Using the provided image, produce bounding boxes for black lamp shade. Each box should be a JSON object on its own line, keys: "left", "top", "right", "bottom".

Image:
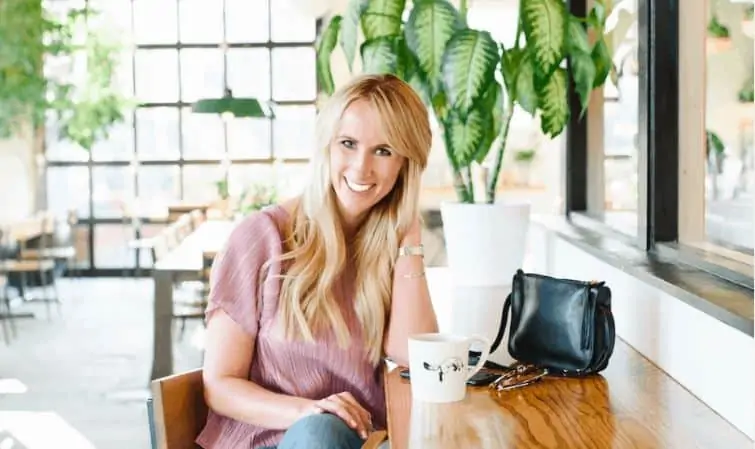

{"left": 192, "top": 94, "right": 274, "bottom": 118}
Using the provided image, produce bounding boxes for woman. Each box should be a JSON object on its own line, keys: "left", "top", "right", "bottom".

{"left": 197, "top": 73, "right": 439, "bottom": 449}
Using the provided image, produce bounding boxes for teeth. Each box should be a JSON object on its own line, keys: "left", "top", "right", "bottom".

{"left": 345, "top": 178, "right": 373, "bottom": 193}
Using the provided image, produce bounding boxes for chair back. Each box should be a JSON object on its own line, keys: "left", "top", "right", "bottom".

{"left": 149, "top": 368, "right": 208, "bottom": 449}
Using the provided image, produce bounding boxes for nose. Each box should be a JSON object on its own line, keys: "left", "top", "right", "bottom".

{"left": 350, "top": 148, "right": 373, "bottom": 174}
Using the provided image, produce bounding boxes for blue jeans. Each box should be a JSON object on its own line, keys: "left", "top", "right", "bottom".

{"left": 260, "top": 414, "right": 364, "bottom": 449}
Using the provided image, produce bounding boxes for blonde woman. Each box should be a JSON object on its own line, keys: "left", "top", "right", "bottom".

{"left": 197, "top": 74, "right": 439, "bottom": 449}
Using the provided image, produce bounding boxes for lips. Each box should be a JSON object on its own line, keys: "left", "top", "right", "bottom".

{"left": 344, "top": 177, "right": 375, "bottom": 193}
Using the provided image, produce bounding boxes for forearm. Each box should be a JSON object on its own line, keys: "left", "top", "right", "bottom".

{"left": 384, "top": 233, "right": 439, "bottom": 366}
{"left": 204, "top": 376, "right": 312, "bottom": 430}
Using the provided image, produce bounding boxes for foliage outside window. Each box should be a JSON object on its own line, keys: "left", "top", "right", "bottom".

{"left": 0, "top": 0, "right": 130, "bottom": 149}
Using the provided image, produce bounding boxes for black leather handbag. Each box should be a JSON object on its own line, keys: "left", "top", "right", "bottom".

{"left": 473, "top": 269, "right": 616, "bottom": 380}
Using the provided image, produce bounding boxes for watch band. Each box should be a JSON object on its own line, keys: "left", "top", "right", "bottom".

{"left": 398, "top": 244, "right": 424, "bottom": 258}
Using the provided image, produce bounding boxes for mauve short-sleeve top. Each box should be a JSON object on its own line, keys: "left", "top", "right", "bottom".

{"left": 195, "top": 205, "right": 386, "bottom": 449}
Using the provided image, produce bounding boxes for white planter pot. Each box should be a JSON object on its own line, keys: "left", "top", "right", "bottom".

{"left": 439, "top": 201, "right": 530, "bottom": 287}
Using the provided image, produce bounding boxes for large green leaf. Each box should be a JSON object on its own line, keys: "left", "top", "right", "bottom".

{"left": 360, "top": 36, "right": 399, "bottom": 74}
{"left": 441, "top": 29, "right": 498, "bottom": 116}
{"left": 538, "top": 67, "right": 569, "bottom": 137}
{"left": 570, "top": 51, "right": 596, "bottom": 116}
{"left": 473, "top": 81, "right": 503, "bottom": 164}
{"left": 591, "top": 38, "right": 612, "bottom": 88}
{"left": 405, "top": 0, "right": 462, "bottom": 95}
{"left": 316, "top": 16, "right": 341, "bottom": 95}
{"left": 445, "top": 107, "right": 487, "bottom": 167}
{"left": 361, "top": 0, "right": 405, "bottom": 40}
{"left": 340, "top": 0, "right": 370, "bottom": 72}
{"left": 500, "top": 46, "right": 524, "bottom": 98}
{"left": 521, "top": 0, "right": 567, "bottom": 81}
{"left": 566, "top": 15, "right": 590, "bottom": 54}
{"left": 515, "top": 55, "right": 538, "bottom": 115}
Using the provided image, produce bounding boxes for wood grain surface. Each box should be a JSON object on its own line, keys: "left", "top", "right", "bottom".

{"left": 384, "top": 339, "right": 751, "bottom": 449}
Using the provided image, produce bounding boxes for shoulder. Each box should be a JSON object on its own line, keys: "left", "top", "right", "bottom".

{"left": 217, "top": 207, "right": 286, "bottom": 266}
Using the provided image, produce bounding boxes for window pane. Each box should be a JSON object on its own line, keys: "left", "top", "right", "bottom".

{"left": 179, "top": 0, "right": 223, "bottom": 44}
{"left": 270, "top": 1, "right": 316, "bottom": 42}
{"left": 91, "top": 116, "right": 135, "bottom": 162}
{"left": 226, "top": 0, "right": 269, "bottom": 43}
{"left": 137, "top": 166, "right": 181, "bottom": 219}
{"left": 92, "top": 167, "right": 135, "bottom": 218}
{"left": 227, "top": 48, "right": 271, "bottom": 101}
{"left": 183, "top": 164, "right": 225, "bottom": 204}
{"left": 227, "top": 117, "right": 271, "bottom": 159}
{"left": 602, "top": 1, "right": 639, "bottom": 237}
{"left": 704, "top": 0, "right": 754, "bottom": 251}
{"left": 229, "top": 163, "right": 309, "bottom": 201}
{"left": 46, "top": 167, "right": 90, "bottom": 218}
{"left": 136, "top": 108, "right": 180, "bottom": 161}
{"left": 273, "top": 105, "right": 316, "bottom": 158}
{"left": 94, "top": 224, "right": 136, "bottom": 269}
{"left": 45, "top": 113, "right": 89, "bottom": 162}
{"left": 228, "top": 164, "right": 273, "bottom": 198}
{"left": 133, "top": 0, "right": 178, "bottom": 44}
{"left": 135, "top": 50, "right": 179, "bottom": 103}
{"left": 180, "top": 49, "right": 225, "bottom": 103}
{"left": 89, "top": 0, "right": 132, "bottom": 35}
{"left": 182, "top": 109, "right": 225, "bottom": 160}
{"left": 272, "top": 48, "right": 316, "bottom": 101}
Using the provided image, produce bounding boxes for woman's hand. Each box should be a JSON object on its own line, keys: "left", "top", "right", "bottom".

{"left": 301, "top": 392, "right": 373, "bottom": 439}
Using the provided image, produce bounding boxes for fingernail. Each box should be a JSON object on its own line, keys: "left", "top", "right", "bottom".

{"left": 361, "top": 431, "right": 368, "bottom": 439}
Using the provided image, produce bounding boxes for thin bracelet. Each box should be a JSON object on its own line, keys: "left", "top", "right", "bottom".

{"left": 401, "top": 270, "right": 426, "bottom": 279}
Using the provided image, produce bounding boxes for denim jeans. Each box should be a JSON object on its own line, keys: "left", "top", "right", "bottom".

{"left": 260, "top": 414, "right": 365, "bottom": 449}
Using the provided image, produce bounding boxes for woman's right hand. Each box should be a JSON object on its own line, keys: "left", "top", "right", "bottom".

{"left": 304, "top": 392, "right": 373, "bottom": 439}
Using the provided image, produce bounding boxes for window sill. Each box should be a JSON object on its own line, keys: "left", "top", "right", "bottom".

{"left": 532, "top": 213, "right": 753, "bottom": 337}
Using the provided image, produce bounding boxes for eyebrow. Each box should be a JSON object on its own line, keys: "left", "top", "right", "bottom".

{"left": 336, "top": 135, "right": 391, "bottom": 148}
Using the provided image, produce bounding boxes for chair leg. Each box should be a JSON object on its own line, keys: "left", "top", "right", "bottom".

{"left": 5, "top": 285, "right": 17, "bottom": 338}
{"left": 0, "top": 297, "right": 10, "bottom": 345}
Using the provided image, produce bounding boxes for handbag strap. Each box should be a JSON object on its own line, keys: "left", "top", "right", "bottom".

{"left": 469, "top": 292, "right": 512, "bottom": 367}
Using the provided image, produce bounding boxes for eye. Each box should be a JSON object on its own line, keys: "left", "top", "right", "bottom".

{"left": 340, "top": 139, "right": 355, "bottom": 149}
{"left": 376, "top": 147, "right": 393, "bottom": 157}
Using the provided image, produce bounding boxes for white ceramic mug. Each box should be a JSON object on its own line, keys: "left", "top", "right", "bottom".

{"left": 407, "top": 333, "right": 491, "bottom": 403}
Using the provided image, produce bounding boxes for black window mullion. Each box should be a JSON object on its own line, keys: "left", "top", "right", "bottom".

{"left": 564, "top": 0, "right": 588, "bottom": 215}
{"left": 639, "top": 0, "right": 679, "bottom": 248}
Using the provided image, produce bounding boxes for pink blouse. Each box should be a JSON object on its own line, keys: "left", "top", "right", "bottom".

{"left": 196, "top": 205, "right": 386, "bottom": 449}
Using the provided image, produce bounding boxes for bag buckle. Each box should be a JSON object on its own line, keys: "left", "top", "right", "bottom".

{"left": 489, "top": 363, "right": 549, "bottom": 393}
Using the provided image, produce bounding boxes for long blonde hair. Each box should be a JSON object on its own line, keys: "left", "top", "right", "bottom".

{"left": 273, "top": 74, "right": 431, "bottom": 364}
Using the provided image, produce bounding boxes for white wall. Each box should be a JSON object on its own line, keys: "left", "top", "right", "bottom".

{"left": 523, "top": 221, "right": 754, "bottom": 439}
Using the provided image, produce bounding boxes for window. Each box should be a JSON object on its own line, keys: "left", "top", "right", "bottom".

{"left": 701, "top": 0, "right": 754, "bottom": 255}
{"left": 566, "top": 0, "right": 753, "bottom": 288}
{"left": 44, "top": 0, "right": 317, "bottom": 274}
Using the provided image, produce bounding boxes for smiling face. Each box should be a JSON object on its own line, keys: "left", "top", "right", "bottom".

{"left": 329, "top": 99, "right": 405, "bottom": 231}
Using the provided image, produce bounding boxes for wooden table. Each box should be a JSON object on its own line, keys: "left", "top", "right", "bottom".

{"left": 150, "top": 220, "right": 236, "bottom": 381}
{"left": 383, "top": 338, "right": 751, "bottom": 448}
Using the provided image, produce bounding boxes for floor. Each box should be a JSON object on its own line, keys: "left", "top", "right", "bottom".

{"left": 0, "top": 278, "right": 204, "bottom": 449}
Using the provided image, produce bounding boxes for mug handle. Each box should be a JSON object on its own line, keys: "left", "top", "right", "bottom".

{"left": 465, "top": 334, "right": 491, "bottom": 381}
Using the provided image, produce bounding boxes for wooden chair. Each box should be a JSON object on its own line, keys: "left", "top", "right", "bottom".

{"left": 148, "top": 368, "right": 208, "bottom": 449}
{"left": 147, "top": 368, "right": 389, "bottom": 449}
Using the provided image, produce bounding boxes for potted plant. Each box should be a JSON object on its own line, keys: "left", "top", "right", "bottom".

{"left": 707, "top": 14, "right": 732, "bottom": 54}
{"left": 0, "top": 2, "right": 130, "bottom": 150}
{"left": 316, "top": 0, "right": 612, "bottom": 286}
{"left": 512, "top": 148, "right": 537, "bottom": 187}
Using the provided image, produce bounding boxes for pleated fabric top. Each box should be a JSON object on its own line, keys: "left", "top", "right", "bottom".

{"left": 196, "top": 204, "right": 386, "bottom": 449}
